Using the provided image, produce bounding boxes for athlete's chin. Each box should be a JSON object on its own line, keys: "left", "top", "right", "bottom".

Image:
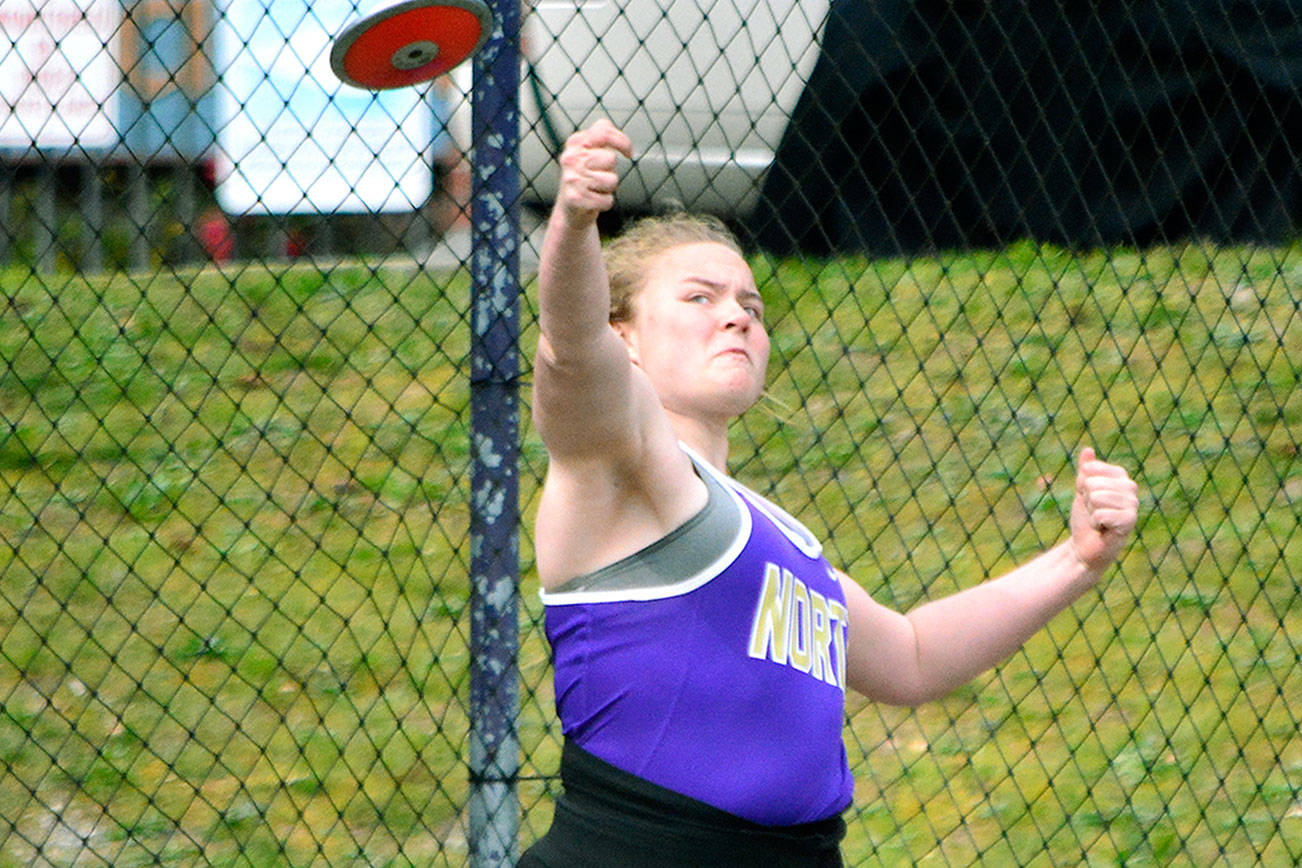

{"left": 720, "top": 381, "right": 766, "bottom": 416}
{"left": 662, "top": 370, "right": 767, "bottom": 419}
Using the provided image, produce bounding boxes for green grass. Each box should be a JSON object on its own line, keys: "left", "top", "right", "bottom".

{"left": 1, "top": 260, "right": 474, "bottom": 865}
{"left": 1, "top": 241, "right": 1300, "bottom": 865}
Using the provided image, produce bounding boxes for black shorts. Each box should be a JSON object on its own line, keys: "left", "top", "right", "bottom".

{"left": 518, "top": 740, "right": 846, "bottom": 867}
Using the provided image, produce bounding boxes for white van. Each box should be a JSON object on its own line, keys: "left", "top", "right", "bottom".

{"left": 458, "top": 0, "right": 831, "bottom": 218}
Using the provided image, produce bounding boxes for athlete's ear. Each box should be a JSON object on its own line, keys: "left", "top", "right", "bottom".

{"left": 611, "top": 321, "right": 642, "bottom": 366}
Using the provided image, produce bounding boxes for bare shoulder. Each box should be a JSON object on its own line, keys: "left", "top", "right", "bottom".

{"left": 534, "top": 435, "right": 707, "bottom": 590}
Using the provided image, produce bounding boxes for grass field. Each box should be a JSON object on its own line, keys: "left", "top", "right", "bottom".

{"left": 0, "top": 242, "right": 1299, "bottom": 865}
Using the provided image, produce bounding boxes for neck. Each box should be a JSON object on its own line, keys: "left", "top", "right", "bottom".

{"left": 668, "top": 412, "right": 731, "bottom": 472}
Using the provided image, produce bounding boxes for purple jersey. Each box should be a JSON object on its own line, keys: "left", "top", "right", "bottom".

{"left": 541, "top": 447, "right": 853, "bottom": 826}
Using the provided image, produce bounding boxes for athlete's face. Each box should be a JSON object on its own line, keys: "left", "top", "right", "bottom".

{"left": 615, "top": 242, "right": 770, "bottom": 423}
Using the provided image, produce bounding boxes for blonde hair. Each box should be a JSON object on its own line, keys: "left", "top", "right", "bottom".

{"left": 603, "top": 213, "right": 743, "bottom": 324}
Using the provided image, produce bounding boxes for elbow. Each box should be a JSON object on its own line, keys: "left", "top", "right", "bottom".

{"left": 853, "top": 680, "right": 948, "bottom": 709}
{"left": 853, "top": 678, "right": 966, "bottom": 708}
{"left": 847, "top": 658, "right": 949, "bottom": 708}
{"left": 845, "top": 635, "right": 968, "bottom": 707}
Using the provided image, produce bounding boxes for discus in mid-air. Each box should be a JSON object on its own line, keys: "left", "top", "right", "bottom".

{"left": 330, "top": 0, "right": 493, "bottom": 91}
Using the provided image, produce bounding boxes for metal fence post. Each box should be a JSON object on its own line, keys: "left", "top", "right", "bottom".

{"left": 467, "top": 0, "right": 522, "bottom": 865}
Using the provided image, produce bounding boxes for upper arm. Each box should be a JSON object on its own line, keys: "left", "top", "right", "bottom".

{"left": 838, "top": 572, "right": 928, "bottom": 706}
{"left": 532, "top": 327, "right": 647, "bottom": 459}
{"left": 531, "top": 364, "right": 702, "bottom": 587}
{"left": 530, "top": 319, "right": 701, "bottom": 588}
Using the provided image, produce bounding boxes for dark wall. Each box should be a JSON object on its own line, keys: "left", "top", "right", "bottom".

{"left": 756, "top": 0, "right": 1302, "bottom": 254}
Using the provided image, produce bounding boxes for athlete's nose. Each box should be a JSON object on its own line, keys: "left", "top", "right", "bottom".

{"left": 720, "top": 296, "right": 752, "bottom": 330}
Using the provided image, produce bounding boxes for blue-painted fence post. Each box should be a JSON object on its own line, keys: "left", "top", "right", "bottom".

{"left": 467, "top": 0, "right": 521, "bottom": 865}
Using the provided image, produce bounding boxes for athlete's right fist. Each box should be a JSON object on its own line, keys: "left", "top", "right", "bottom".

{"left": 555, "top": 119, "right": 633, "bottom": 222}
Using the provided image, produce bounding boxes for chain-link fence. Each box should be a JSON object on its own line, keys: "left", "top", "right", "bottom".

{"left": 2, "top": 0, "right": 1299, "bottom": 864}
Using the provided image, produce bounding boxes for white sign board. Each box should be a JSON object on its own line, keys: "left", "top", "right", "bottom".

{"left": 214, "top": 0, "right": 435, "bottom": 215}
{"left": 0, "top": 0, "right": 123, "bottom": 150}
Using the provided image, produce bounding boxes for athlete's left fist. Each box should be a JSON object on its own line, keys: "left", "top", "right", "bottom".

{"left": 1069, "top": 447, "right": 1139, "bottom": 574}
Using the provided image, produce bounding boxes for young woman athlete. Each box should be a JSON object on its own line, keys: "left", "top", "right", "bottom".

{"left": 519, "top": 120, "right": 1140, "bottom": 867}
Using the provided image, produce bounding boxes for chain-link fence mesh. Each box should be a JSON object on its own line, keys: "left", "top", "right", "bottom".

{"left": 2, "top": 1, "right": 1299, "bottom": 864}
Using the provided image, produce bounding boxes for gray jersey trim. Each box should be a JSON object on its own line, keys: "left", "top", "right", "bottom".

{"left": 543, "top": 457, "right": 745, "bottom": 599}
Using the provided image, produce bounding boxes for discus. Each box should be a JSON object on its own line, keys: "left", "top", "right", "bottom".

{"left": 331, "top": 0, "right": 493, "bottom": 90}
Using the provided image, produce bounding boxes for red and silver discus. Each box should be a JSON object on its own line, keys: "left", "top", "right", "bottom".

{"left": 330, "top": 0, "right": 493, "bottom": 90}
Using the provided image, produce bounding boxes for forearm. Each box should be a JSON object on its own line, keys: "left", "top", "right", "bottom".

{"left": 844, "top": 448, "right": 1138, "bottom": 706}
{"left": 532, "top": 204, "right": 643, "bottom": 457}
{"left": 536, "top": 120, "right": 631, "bottom": 354}
{"left": 537, "top": 206, "right": 611, "bottom": 352}
{"left": 903, "top": 540, "right": 1100, "bottom": 701}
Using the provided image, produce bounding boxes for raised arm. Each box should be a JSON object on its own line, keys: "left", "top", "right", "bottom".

{"left": 532, "top": 120, "right": 646, "bottom": 459}
{"left": 537, "top": 120, "right": 630, "bottom": 354}
{"left": 531, "top": 122, "right": 706, "bottom": 588}
{"left": 842, "top": 448, "right": 1139, "bottom": 706}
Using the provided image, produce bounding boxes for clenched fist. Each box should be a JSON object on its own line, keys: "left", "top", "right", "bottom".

{"left": 554, "top": 119, "right": 634, "bottom": 224}
{"left": 1069, "top": 447, "right": 1140, "bottom": 574}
